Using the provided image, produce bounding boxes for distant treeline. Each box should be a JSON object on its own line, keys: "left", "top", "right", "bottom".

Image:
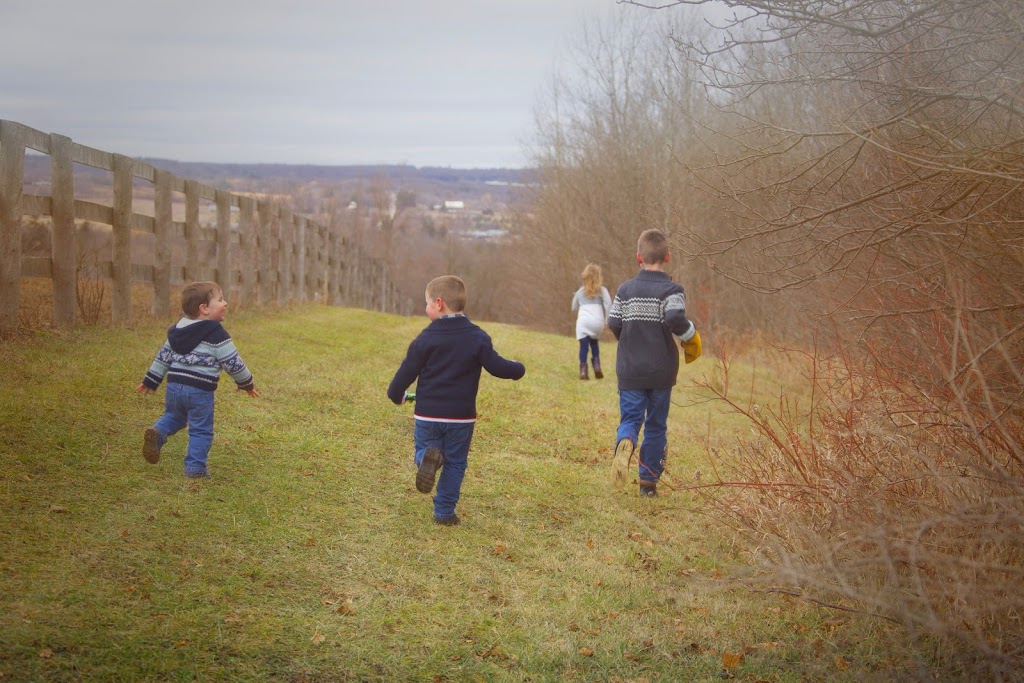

{"left": 23, "top": 153, "right": 536, "bottom": 187}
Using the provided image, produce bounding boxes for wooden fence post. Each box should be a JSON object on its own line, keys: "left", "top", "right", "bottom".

{"left": 0, "top": 121, "right": 24, "bottom": 330}
{"left": 184, "top": 179, "right": 201, "bottom": 283}
{"left": 111, "top": 154, "right": 133, "bottom": 324}
{"left": 239, "top": 196, "right": 256, "bottom": 307}
{"left": 49, "top": 133, "right": 76, "bottom": 327}
{"left": 327, "top": 214, "right": 340, "bottom": 306}
{"left": 279, "top": 207, "right": 292, "bottom": 304}
{"left": 153, "top": 169, "right": 172, "bottom": 318}
{"left": 215, "top": 189, "right": 231, "bottom": 295}
{"left": 295, "top": 215, "right": 306, "bottom": 302}
{"left": 257, "top": 199, "right": 273, "bottom": 305}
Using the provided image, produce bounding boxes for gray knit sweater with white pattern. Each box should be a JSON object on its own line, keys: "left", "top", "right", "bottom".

{"left": 607, "top": 269, "right": 695, "bottom": 390}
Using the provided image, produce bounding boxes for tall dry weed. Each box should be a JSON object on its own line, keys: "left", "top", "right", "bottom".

{"left": 693, "top": 335, "right": 1024, "bottom": 680}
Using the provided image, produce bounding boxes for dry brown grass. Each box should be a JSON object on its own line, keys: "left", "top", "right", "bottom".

{"left": 16, "top": 277, "right": 182, "bottom": 329}
{"left": 690, "top": 341, "right": 1024, "bottom": 681}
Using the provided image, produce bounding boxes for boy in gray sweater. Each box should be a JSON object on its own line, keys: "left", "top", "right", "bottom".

{"left": 607, "top": 229, "right": 701, "bottom": 497}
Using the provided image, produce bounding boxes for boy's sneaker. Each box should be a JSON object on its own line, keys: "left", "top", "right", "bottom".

{"left": 185, "top": 470, "right": 211, "bottom": 480}
{"left": 639, "top": 484, "right": 659, "bottom": 498}
{"left": 416, "top": 447, "right": 443, "bottom": 494}
{"left": 143, "top": 428, "right": 161, "bottom": 464}
{"left": 610, "top": 438, "right": 634, "bottom": 489}
{"left": 434, "top": 514, "right": 460, "bottom": 526}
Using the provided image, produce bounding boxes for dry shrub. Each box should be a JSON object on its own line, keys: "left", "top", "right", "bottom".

{"left": 76, "top": 248, "right": 106, "bottom": 325}
{"left": 694, "top": 335, "right": 1024, "bottom": 679}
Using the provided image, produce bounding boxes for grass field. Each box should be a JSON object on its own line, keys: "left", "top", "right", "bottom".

{"left": 1, "top": 305, "right": 914, "bottom": 681}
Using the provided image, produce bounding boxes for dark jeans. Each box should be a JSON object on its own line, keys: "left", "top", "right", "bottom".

{"left": 413, "top": 420, "right": 476, "bottom": 519}
{"left": 578, "top": 337, "right": 600, "bottom": 364}
{"left": 616, "top": 388, "right": 672, "bottom": 484}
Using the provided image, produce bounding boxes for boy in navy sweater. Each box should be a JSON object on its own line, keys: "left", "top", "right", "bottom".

{"left": 387, "top": 275, "right": 526, "bottom": 525}
{"left": 607, "top": 229, "right": 701, "bottom": 497}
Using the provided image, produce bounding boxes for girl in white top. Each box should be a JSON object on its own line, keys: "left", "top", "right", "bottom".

{"left": 571, "top": 263, "right": 613, "bottom": 380}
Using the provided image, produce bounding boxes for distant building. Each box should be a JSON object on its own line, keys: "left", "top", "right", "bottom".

{"left": 442, "top": 200, "right": 465, "bottom": 211}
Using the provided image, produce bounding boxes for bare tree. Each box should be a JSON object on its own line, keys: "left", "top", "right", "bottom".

{"left": 623, "top": 0, "right": 1024, "bottom": 675}
{"left": 517, "top": 8, "right": 751, "bottom": 335}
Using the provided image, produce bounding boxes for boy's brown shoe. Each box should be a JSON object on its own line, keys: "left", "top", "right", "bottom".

{"left": 143, "top": 427, "right": 161, "bottom": 464}
{"left": 416, "top": 447, "right": 443, "bottom": 493}
{"left": 610, "top": 438, "right": 634, "bottom": 489}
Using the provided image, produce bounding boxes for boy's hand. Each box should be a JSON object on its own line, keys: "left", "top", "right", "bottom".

{"left": 136, "top": 383, "right": 155, "bottom": 395}
{"left": 241, "top": 387, "right": 261, "bottom": 398}
{"left": 682, "top": 330, "right": 702, "bottom": 364}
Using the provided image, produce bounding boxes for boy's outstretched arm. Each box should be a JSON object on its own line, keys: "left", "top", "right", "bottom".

{"left": 387, "top": 341, "right": 424, "bottom": 404}
{"left": 481, "top": 346, "right": 526, "bottom": 381}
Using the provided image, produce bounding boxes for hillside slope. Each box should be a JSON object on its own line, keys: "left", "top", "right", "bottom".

{"left": 0, "top": 306, "right": 908, "bottom": 681}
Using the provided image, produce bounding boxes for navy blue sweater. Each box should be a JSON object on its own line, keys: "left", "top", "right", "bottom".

{"left": 607, "top": 269, "right": 695, "bottom": 390}
{"left": 387, "top": 316, "right": 525, "bottom": 421}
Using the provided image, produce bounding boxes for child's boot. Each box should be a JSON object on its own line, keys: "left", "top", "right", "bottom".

{"left": 610, "top": 438, "right": 634, "bottom": 489}
{"left": 416, "top": 446, "right": 443, "bottom": 493}
{"left": 639, "top": 483, "right": 659, "bottom": 498}
{"left": 579, "top": 362, "right": 589, "bottom": 380}
{"left": 143, "top": 427, "right": 162, "bottom": 464}
{"left": 592, "top": 357, "right": 603, "bottom": 379}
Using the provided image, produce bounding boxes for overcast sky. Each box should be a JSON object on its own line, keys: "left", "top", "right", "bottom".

{"left": 0, "top": 0, "right": 643, "bottom": 168}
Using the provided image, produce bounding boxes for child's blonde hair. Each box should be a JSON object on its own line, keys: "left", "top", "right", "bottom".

{"left": 582, "top": 263, "right": 603, "bottom": 298}
{"left": 426, "top": 275, "right": 467, "bottom": 313}
{"left": 181, "top": 281, "right": 222, "bottom": 318}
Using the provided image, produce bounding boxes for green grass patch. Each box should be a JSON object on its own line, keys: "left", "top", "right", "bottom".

{"left": 1, "top": 306, "right": 910, "bottom": 681}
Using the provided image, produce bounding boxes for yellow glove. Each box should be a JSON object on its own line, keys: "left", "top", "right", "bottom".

{"left": 682, "top": 330, "right": 702, "bottom": 364}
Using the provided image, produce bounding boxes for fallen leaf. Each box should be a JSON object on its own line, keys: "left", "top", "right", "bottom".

{"left": 834, "top": 655, "right": 849, "bottom": 670}
{"left": 722, "top": 651, "right": 744, "bottom": 670}
{"left": 578, "top": 647, "right": 594, "bottom": 656}
{"left": 311, "top": 633, "right": 325, "bottom": 644}
{"left": 47, "top": 505, "right": 68, "bottom": 513}
{"left": 38, "top": 648, "right": 53, "bottom": 659}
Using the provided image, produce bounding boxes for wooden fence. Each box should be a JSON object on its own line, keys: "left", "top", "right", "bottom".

{"left": 0, "top": 119, "right": 407, "bottom": 330}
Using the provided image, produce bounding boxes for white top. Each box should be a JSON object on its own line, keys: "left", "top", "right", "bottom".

{"left": 571, "top": 286, "right": 612, "bottom": 340}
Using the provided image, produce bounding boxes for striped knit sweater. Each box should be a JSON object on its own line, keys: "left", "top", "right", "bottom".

{"left": 141, "top": 318, "right": 254, "bottom": 392}
{"left": 607, "top": 269, "right": 695, "bottom": 390}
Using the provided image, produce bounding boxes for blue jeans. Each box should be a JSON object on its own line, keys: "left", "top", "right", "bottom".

{"left": 152, "top": 383, "right": 215, "bottom": 476}
{"left": 413, "top": 420, "right": 475, "bottom": 519}
{"left": 578, "top": 337, "right": 600, "bottom": 364}
{"left": 616, "top": 388, "right": 672, "bottom": 484}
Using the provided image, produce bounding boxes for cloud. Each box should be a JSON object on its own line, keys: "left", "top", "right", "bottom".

{"left": 0, "top": 0, "right": 606, "bottom": 166}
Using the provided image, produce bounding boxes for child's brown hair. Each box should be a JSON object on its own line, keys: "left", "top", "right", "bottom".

{"left": 181, "top": 281, "right": 222, "bottom": 318}
{"left": 582, "top": 263, "right": 603, "bottom": 298}
{"left": 426, "top": 275, "right": 467, "bottom": 313}
{"left": 638, "top": 229, "right": 670, "bottom": 265}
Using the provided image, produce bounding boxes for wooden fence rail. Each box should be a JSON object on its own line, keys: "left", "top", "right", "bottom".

{"left": 0, "top": 119, "right": 406, "bottom": 330}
